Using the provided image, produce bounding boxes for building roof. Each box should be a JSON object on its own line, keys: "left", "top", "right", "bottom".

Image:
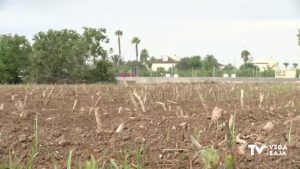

{"left": 152, "top": 56, "right": 178, "bottom": 64}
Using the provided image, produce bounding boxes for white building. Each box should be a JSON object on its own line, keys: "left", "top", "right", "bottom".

{"left": 275, "top": 69, "right": 297, "bottom": 78}
{"left": 151, "top": 55, "right": 179, "bottom": 71}
{"left": 251, "top": 58, "right": 278, "bottom": 71}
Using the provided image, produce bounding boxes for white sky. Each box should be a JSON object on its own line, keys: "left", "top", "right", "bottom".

{"left": 0, "top": 0, "right": 299, "bottom": 67}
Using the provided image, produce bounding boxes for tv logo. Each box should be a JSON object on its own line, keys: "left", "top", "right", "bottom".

{"left": 247, "top": 144, "right": 266, "bottom": 155}
{"left": 247, "top": 144, "right": 287, "bottom": 156}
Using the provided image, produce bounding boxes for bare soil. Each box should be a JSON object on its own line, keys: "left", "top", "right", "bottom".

{"left": 0, "top": 83, "right": 299, "bottom": 169}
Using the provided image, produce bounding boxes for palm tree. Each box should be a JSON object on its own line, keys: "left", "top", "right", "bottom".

{"left": 293, "top": 63, "right": 298, "bottom": 68}
{"left": 111, "top": 54, "right": 123, "bottom": 65}
{"left": 204, "top": 55, "right": 219, "bottom": 70}
{"left": 114, "top": 30, "right": 123, "bottom": 59}
{"left": 131, "top": 37, "right": 141, "bottom": 62}
{"left": 140, "top": 49, "right": 149, "bottom": 63}
{"left": 283, "top": 62, "right": 289, "bottom": 69}
{"left": 241, "top": 50, "right": 251, "bottom": 63}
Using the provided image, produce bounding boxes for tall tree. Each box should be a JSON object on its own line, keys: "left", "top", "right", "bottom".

{"left": 241, "top": 50, "right": 251, "bottom": 63}
{"left": 0, "top": 34, "right": 31, "bottom": 83}
{"left": 293, "top": 63, "right": 298, "bottom": 68}
{"left": 176, "top": 56, "right": 203, "bottom": 70}
{"left": 145, "top": 56, "right": 156, "bottom": 68}
{"left": 223, "top": 64, "right": 236, "bottom": 71}
{"left": 82, "top": 27, "right": 109, "bottom": 61}
{"left": 203, "top": 55, "right": 219, "bottom": 70}
{"left": 176, "top": 57, "right": 191, "bottom": 70}
{"left": 190, "top": 55, "right": 202, "bottom": 68}
{"left": 115, "top": 30, "right": 123, "bottom": 58}
{"left": 31, "top": 29, "right": 86, "bottom": 82}
{"left": 283, "top": 62, "right": 289, "bottom": 69}
{"left": 131, "top": 37, "right": 141, "bottom": 62}
{"left": 31, "top": 28, "right": 111, "bottom": 83}
{"left": 109, "top": 48, "right": 123, "bottom": 66}
{"left": 111, "top": 54, "right": 123, "bottom": 65}
{"left": 140, "top": 49, "right": 149, "bottom": 63}
{"left": 89, "top": 60, "right": 115, "bottom": 82}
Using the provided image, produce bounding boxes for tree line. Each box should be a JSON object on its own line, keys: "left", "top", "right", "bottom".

{"left": 0, "top": 28, "right": 299, "bottom": 83}
{"left": 0, "top": 27, "right": 116, "bottom": 84}
{"left": 171, "top": 51, "right": 265, "bottom": 77}
{"left": 0, "top": 27, "right": 148, "bottom": 84}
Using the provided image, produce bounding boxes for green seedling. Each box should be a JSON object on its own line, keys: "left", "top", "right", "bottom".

{"left": 224, "top": 154, "right": 234, "bottom": 169}
{"left": 26, "top": 114, "right": 39, "bottom": 169}
{"left": 288, "top": 121, "right": 293, "bottom": 145}
{"left": 200, "top": 147, "right": 220, "bottom": 169}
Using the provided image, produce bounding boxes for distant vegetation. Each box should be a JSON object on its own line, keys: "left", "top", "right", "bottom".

{"left": 0, "top": 28, "right": 114, "bottom": 84}
{"left": 0, "top": 28, "right": 299, "bottom": 84}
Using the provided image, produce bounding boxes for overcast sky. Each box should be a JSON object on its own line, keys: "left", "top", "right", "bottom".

{"left": 0, "top": 0, "right": 299, "bottom": 66}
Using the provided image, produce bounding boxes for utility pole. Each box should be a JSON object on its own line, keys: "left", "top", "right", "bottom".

{"left": 130, "top": 66, "right": 132, "bottom": 77}
{"left": 192, "top": 67, "right": 194, "bottom": 77}
{"left": 213, "top": 66, "right": 215, "bottom": 77}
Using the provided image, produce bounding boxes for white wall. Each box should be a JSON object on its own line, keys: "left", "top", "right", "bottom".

{"left": 151, "top": 63, "right": 176, "bottom": 71}
{"left": 275, "top": 69, "right": 297, "bottom": 78}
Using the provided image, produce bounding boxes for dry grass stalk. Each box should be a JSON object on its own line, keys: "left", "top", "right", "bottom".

{"left": 72, "top": 99, "right": 78, "bottom": 110}
{"left": 218, "top": 136, "right": 227, "bottom": 146}
{"left": 0, "top": 103, "right": 4, "bottom": 111}
{"left": 94, "top": 96, "right": 101, "bottom": 107}
{"left": 175, "top": 106, "right": 180, "bottom": 117}
{"left": 157, "top": 102, "right": 167, "bottom": 111}
{"left": 228, "top": 114, "right": 234, "bottom": 129}
{"left": 259, "top": 93, "right": 264, "bottom": 108}
{"left": 263, "top": 122, "right": 274, "bottom": 131}
{"left": 283, "top": 115, "right": 300, "bottom": 124}
{"left": 190, "top": 135, "right": 202, "bottom": 149}
{"left": 143, "top": 95, "right": 147, "bottom": 104}
{"left": 235, "top": 133, "right": 247, "bottom": 155}
{"left": 19, "top": 111, "right": 28, "bottom": 119}
{"left": 28, "top": 88, "right": 35, "bottom": 96}
{"left": 121, "top": 79, "right": 128, "bottom": 88}
{"left": 94, "top": 107, "right": 102, "bottom": 133}
{"left": 47, "top": 86, "right": 54, "bottom": 98}
{"left": 162, "top": 149, "right": 187, "bottom": 153}
{"left": 235, "top": 134, "right": 246, "bottom": 144}
{"left": 240, "top": 89, "right": 244, "bottom": 109}
{"left": 15, "top": 101, "right": 25, "bottom": 112}
{"left": 88, "top": 96, "right": 102, "bottom": 115}
{"left": 197, "top": 91, "right": 210, "bottom": 114}
{"left": 15, "top": 100, "right": 28, "bottom": 119}
{"left": 42, "top": 90, "right": 46, "bottom": 98}
{"left": 133, "top": 90, "right": 146, "bottom": 112}
{"left": 118, "top": 107, "right": 122, "bottom": 114}
{"left": 115, "top": 123, "right": 124, "bottom": 133}
{"left": 23, "top": 91, "right": 28, "bottom": 108}
{"left": 176, "top": 106, "right": 188, "bottom": 118}
{"left": 167, "top": 100, "right": 177, "bottom": 104}
{"left": 129, "top": 92, "right": 139, "bottom": 112}
{"left": 237, "top": 143, "right": 247, "bottom": 155}
{"left": 211, "top": 107, "right": 223, "bottom": 123}
{"left": 285, "top": 100, "right": 294, "bottom": 107}
{"left": 179, "top": 107, "right": 184, "bottom": 117}
{"left": 175, "top": 94, "right": 180, "bottom": 101}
